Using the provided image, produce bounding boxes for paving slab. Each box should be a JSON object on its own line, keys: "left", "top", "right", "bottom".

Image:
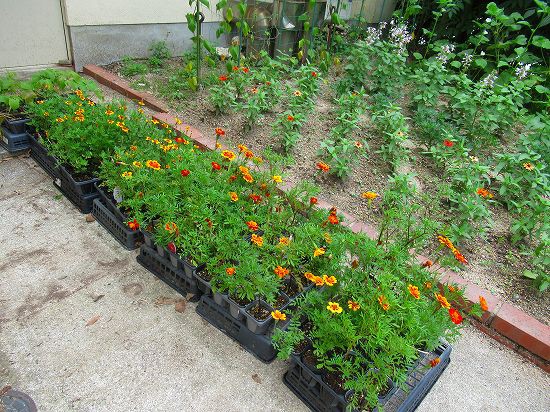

{"left": 1, "top": 157, "right": 549, "bottom": 412}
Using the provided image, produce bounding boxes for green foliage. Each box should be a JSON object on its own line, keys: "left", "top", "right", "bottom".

{"left": 120, "top": 57, "right": 148, "bottom": 77}
{"left": 149, "top": 40, "right": 172, "bottom": 68}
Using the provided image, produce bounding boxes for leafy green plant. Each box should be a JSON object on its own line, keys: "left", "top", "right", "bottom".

{"left": 149, "top": 40, "right": 172, "bottom": 68}
{"left": 120, "top": 57, "right": 148, "bottom": 77}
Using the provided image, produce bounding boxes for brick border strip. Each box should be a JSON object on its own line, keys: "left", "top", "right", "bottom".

{"left": 90, "top": 68, "right": 550, "bottom": 373}
{"left": 82, "top": 65, "right": 169, "bottom": 113}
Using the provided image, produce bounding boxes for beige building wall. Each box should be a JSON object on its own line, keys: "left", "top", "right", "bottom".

{"left": 63, "top": 0, "right": 222, "bottom": 25}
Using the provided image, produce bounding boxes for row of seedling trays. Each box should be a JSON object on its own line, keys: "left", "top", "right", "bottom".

{"left": 4, "top": 121, "right": 452, "bottom": 412}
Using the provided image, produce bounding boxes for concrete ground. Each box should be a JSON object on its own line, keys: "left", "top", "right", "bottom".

{"left": 1, "top": 157, "right": 549, "bottom": 412}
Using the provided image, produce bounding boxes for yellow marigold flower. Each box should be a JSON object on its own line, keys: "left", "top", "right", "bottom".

{"left": 137, "top": 100, "right": 145, "bottom": 106}
{"left": 222, "top": 150, "right": 236, "bottom": 161}
{"left": 36, "top": 100, "right": 44, "bottom": 104}
{"left": 121, "top": 171, "right": 133, "bottom": 179}
{"left": 120, "top": 126, "right": 129, "bottom": 133}
{"left": 361, "top": 191, "right": 379, "bottom": 200}
{"left": 378, "top": 295, "right": 390, "bottom": 311}
{"left": 293, "top": 90, "right": 302, "bottom": 97}
{"left": 523, "top": 162, "right": 534, "bottom": 171}
{"left": 226, "top": 267, "right": 235, "bottom": 276}
{"left": 327, "top": 301, "right": 343, "bottom": 314}
{"left": 323, "top": 275, "right": 337, "bottom": 286}
{"left": 243, "top": 173, "right": 254, "bottom": 183}
{"left": 239, "top": 165, "right": 250, "bottom": 174}
{"left": 132, "top": 161, "right": 142, "bottom": 168}
{"left": 408, "top": 284, "right": 420, "bottom": 299}
{"left": 251, "top": 233, "right": 263, "bottom": 247}
{"left": 435, "top": 293, "right": 451, "bottom": 309}
{"left": 348, "top": 300, "right": 360, "bottom": 311}
{"left": 272, "top": 175, "right": 282, "bottom": 183}
{"left": 237, "top": 144, "right": 248, "bottom": 152}
{"left": 56, "top": 117, "right": 64, "bottom": 123}
{"left": 271, "top": 310, "right": 287, "bottom": 321}
{"left": 152, "top": 119, "right": 159, "bottom": 125}
{"left": 105, "top": 109, "right": 114, "bottom": 115}
{"left": 304, "top": 272, "right": 315, "bottom": 281}
{"left": 314, "top": 247, "right": 325, "bottom": 257}
{"left": 145, "top": 160, "right": 161, "bottom": 170}
{"left": 175, "top": 117, "right": 182, "bottom": 125}
{"left": 313, "top": 276, "right": 324, "bottom": 286}
{"left": 229, "top": 192, "right": 238, "bottom": 202}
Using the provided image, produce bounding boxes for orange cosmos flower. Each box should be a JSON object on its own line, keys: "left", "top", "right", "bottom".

{"left": 145, "top": 160, "right": 161, "bottom": 170}
{"left": 127, "top": 219, "right": 139, "bottom": 231}
{"left": 523, "top": 162, "right": 534, "bottom": 171}
{"left": 327, "top": 301, "right": 343, "bottom": 314}
{"left": 316, "top": 162, "right": 330, "bottom": 172}
{"left": 449, "top": 308, "right": 463, "bottom": 324}
{"left": 226, "top": 267, "right": 236, "bottom": 276}
{"left": 435, "top": 293, "right": 451, "bottom": 309}
{"left": 221, "top": 150, "right": 236, "bottom": 161}
{"left": 378, "top": 295, "right": 390, "bottom": 311}
{"left": 251, "top": 233, "right": 263, "bottom": 247}
{"left": 323, "top": 275, "right": 337, "bottom": 286}
{"left": 313, "top": 247, "right": 325, "bottom": 257}
{"left": 348, "top": 300, "right": 360, "bottom": 311}
{"left": 274, "top": 266, "right": 290, "bottom": 279}
{"left": 429, "top": 357, "right": 441, "bottom": 367}
{"left": 408, "top": 284, "right": 420, "bottom": 299}
{"left": 479, "top": 296, "right": 488, "bottom": 311}
{"left": 229, "top": 192, "right": 238, "bottom": 202}
{"left": 271, "top": 310, "right": 287, "bottom": 321}
{"left": 246, "top": 221, "right": 259, "bottom": 231}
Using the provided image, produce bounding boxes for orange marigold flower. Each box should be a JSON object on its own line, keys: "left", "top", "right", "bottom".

{"left": 435, "top": 293, "right": 451, "bottom": 309}
{"left": 132, "top": 161, "right": 142, "bottom": 168}
{"left": 323, "top": 275, "right": 337, "bottom": 286}
{"left": 378, "top": 295, "right": 390, "bottom": 311}
{"left": 246, "top": 221, "right": 259, "bottom": 231}
{"left": 127, "top": 219, "right": 139, "bottom": 231}
{"left": 328, "top": 213, "right": 339, "bottom": 225}
{"left": 279, "top": 237, "right": 290, "bottom": 246}
{"left": 476, "top": 187, "right": 494, "bottom": 199}
{"left": 251, "top": 233, "right": 263, "bottom": 247}
{"left": 250, "top": 87, "right": 258, "bottom": 94}
{"left": 425, "top": 281, "right": 433, "bottom": 289}
{"left": 232, "top": 66, "right": 239, "bottom": 71}
{"left": 237, "top": 144, "right": 248, "bottom": 152}
{"left": 249, "top": 194, "right": 262, "bottom": 204}
{"left": 313, "top": 276, "right": 324, "bottom": 286}
{"left": 448, "top": 285, "right": 456, "bottom": 293}
{"left": 443, "top": 139, "right": 454, "bottom": 147}
{"left": 215, "top": 127, "right": 225, "bottom": 136}
{"left": 449, "top": 308, "right": 463, "bottom": 325}
{"left": 304, "top": 272, "right": 315, "bottom": 281}
{"left": 287, "top": 115, "right": 295, "bottom": 122}
{"left": 354, "top": 141, "right": 363, "bottom": 148}
{"left": 348, "top": 300, "right": 360, "bottom": 311}
{"left": 316, "top": 162, "right": 330, "bottom": 172}
{"left": 145, "top": 160, "right": 161, "bottom": 170}
{"left": 408, "top": 284, "right": 420, "bottom": 299}
{"left": 327, "top": 301, "right": 343, "bottom": 314}
{"left": 165, "top": 222, "right": 178, "bottom": 233}
{"left": 229, "top": 175, "right": 237, "bottom": 182}
{"left": 311, "top": 71, "right": 318, "bottom": 77}
{"left": 219, "top": 75, "right": 228, "bottom": 82}
{"left": 105, "top": 109, "right": 114, "bottom": 115}
{"left": 479, "top": 296, "right": 488, "bottom": 311}
{"left": 244, "top": 150, "right": 254, "bottom": 158}
{"left": 226, "top": 267, "right": 236, "bottom": 276}
{"left": 180, "top": 169, "right": 190, "bottom": 177}
{"left": 422, "top": 260, "right": 433, "bottom": 268}
{"left": 221, "top": 150, "right": 236, "bottom": 161}
{"left": 314, "top": 247, "right": 325, "bottom": 257}
{"left": 429, "top": 357, "right": 441, "bottom": 368}
{"left": 130, "top": 145, "right": 137, "bottom": 151}
{"left": 212, "top": 162, "right": 221, "bottom": 171}
{"left": 243, "top": 173, "right": 254, "bottom": 183}
{"left": 271, "top": 310, "right": 287, "bottom": 321}
{"left": 453, "top": 250, "right": 468, "bottom": 265}
{"left": 229, "top": 192, "right": 239, "bottom": 202}
{"left": 361, "top": 191, "right": 379, "bottom": 200}
{"left": 242, "top": 67, "right": 249, "bottom": 73}
{"left": 523, "top": 162, "right": 534, "bottom": 171}
{"left": 274, "top": 266, "right": 290, "bottom": 279}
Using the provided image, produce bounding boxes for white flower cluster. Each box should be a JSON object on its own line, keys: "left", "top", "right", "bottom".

{"left": 436, "top": 44, "right": 455, "bottom": 64}
{"left": 480, "top": 71, "right": 498, "bottom": 89}
{"left": 388, "top": 21, "right": 413, "bottom": 53}
{"left": 363, "top": 27, "right": 382, "bottom": 46}
{"left": 461, "top": 52, "right": 473, "bottom": 68}
{"left": 515, "top": 63, "right": 532, "bottom": 80}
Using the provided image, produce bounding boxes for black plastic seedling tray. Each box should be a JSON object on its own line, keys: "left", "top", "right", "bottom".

{"left": 28, "top": 134, "right": 60, "bottom": 179}
{"left": 137, "top": 245, "right": 200, "bottom": 300}
{"left": 92, "top": 198, "right": 143, "bottom": 250}
{"left": 1, "top": 127, "right": 29, "bottom": 153}
{"left": 196, "top": 294, "right": 277, "bottom": 363}
{"left": 284, "top": 341, "right": 452, "bottom": 412}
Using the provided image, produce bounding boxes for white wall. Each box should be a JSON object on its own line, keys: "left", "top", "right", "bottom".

{"left": 63, "top": 0, "right": 222, "bottom": 26}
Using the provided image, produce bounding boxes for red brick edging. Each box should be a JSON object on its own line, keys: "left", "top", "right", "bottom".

{"left": 84, "top": 65, "right": 550, "bottom": 373}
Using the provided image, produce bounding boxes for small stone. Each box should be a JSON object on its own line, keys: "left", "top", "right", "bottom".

{"left": 85, "top": 214, "right": 95, "bottom": 223}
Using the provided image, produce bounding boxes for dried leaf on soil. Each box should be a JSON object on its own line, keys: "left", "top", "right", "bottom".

{"left": 86, "top": 315, "right": 100, "bottom": 326}
{"left": 251, "top": 373, "right": 262, "bottom": 384}
{"left": 174, "top": 299, "right": 187, "bottom": 313}
{"left": 155, "top": 296, "right": 177, "bottom": 306}
{"left": 85, "top": 214, "right": 95, "bottom": 223}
